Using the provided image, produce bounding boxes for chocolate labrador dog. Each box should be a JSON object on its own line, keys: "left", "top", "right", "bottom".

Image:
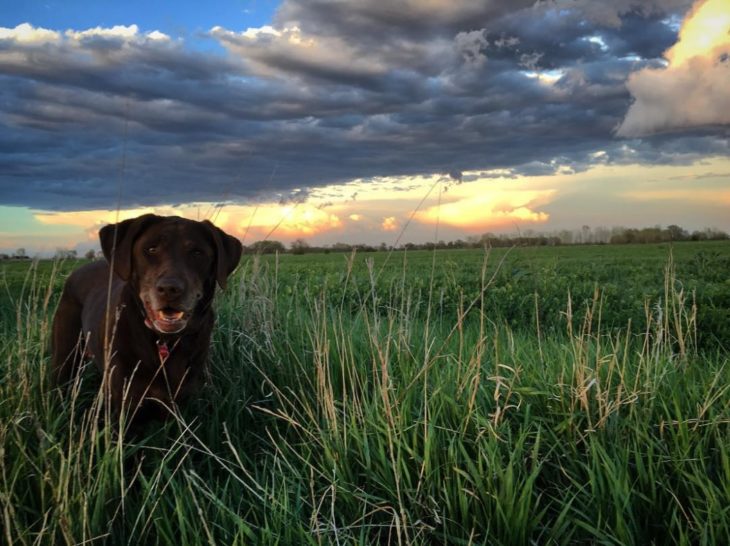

{"left": 51, "top": 214, "right": 242, "bottom": 425}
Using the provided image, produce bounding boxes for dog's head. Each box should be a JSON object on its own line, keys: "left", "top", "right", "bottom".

{"left": 100, "top": 214, "right": 242, "bottom": 334}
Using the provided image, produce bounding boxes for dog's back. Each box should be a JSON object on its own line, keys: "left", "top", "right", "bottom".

{"left": 52, "top": 261, "right": 125, "bottom": 384}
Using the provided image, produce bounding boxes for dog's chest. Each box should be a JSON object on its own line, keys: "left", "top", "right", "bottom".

{"left": 135, "top": 343, "right": 197, "bottom": 401}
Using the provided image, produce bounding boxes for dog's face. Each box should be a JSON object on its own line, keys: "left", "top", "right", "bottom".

{"left": 133, "top": 219, "right": 216, "bottom": 333}
{"left": 100, "top": 215, "right": 242, "bottom": 334}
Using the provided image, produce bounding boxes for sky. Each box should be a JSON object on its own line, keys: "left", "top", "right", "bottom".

{"left": 0, "top": 0, "right": 729, "bottom": 255}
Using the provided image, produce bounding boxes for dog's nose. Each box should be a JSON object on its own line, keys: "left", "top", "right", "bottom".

{"left": 156, "top": 277, "right": 185, "bottom": 300}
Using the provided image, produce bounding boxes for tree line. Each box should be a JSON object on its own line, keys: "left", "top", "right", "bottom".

{"left": 3, "top": 224, "right": 727, "bottom": 259}
{"left": 244, "top": 224, "right": 729, "bottom": 254}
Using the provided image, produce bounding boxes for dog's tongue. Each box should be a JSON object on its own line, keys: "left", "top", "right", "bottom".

{"left": 158, "top": 309, "right": 184, "bottom": 321}
{"left": 148, "top": 308, "right": 188, "bottom": 334}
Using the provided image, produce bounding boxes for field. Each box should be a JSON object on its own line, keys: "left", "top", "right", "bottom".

{"left": 1, "top": 241, "right": 729, "bottom": 545}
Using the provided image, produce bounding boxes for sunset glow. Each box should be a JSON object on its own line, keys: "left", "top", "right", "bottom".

{"left": 415, "top": 189, "right": 555, "bottom": 231}
{"left": 7, "top": 156, "right": 725, "bottom": 255}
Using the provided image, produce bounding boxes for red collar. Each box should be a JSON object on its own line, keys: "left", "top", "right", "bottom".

{"left": 155, "top": 338, "right": 180, "bottom": 365}
{"left": 145, "top": 317, "right": 180, "bottom": 365}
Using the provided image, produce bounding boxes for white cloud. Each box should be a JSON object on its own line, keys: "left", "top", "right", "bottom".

{"left": 147, "top": 30, "right": 171, "bottom": 42}
{"left": 0, "top": 23, "right": 60, "bottom": 44}
{"left": 64, "top": 25, "right": 173, "bottom": 43}
{"left": 0, "top": 23, "right": 171, "bottom": 48}
{"left": 241, "top": 25, "right": 284, "bottom": 40}
{"left": 65, "top": 24, "right": 140, "bottom": 41}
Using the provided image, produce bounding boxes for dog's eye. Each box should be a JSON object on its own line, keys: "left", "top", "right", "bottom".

{"left": 190, "top": 249, "right": 204, "bottom": 258}
{"left": 146, "top": 246, "right": 158, "bottom": 255}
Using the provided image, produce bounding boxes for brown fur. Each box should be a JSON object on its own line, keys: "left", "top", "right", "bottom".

{"left": 51, "top": 214, "right": 242, "bottom": 425}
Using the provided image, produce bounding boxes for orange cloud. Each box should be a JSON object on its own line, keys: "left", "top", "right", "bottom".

{"left": 34, "top": 203, "right": 344, "bottom": 244}
{"left": 665, "top": 0, "right": 730, "bottom": 67}
{"left": 381, "top": 216, "right": 399, "bottom": 231}
{"left": 415, "top": 189, "right": 555, "bottom": 231}
{"left": 216, "top": 205, "right": 343, "bottom": 241}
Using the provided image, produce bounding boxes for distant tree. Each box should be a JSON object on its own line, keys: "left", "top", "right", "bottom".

{"left": 593, "top": 226, "right": 611, "bottom": 244}
{"left": 84, "top": 249, "right": 97, "bottom": 260}
{"left": 557, "top": 230, "right": 574, "bottom": 245}
{"left": 249, "top": 240, "right": 285, "bottom": 254}
{"left": 352, "top": 244, "right": 376, "bottom": 252}
{"left": 330, "top": 242, "right": 353, "bottom": 252}
{"left": 703, "top": 227, "right": 729, "bottom": 240}
{"left": 608, "top": 226, "right": 626, "bottom": 244}
{"left": 55, "top": 249, "right": 77, "bottom": 259}
{"left": 290, "top": 238, "right": 310, "bottom": 255}
{"left": 666, "top": 224, "right": 689, "bottom": 241}
{"left": 15, "top": 248, "right": 26, "bottom": 258}
{"left": 581, "top": 225, "right": 591, "bottom": 244}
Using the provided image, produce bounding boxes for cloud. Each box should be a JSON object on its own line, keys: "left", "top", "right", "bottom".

{"left": 274, "top": 0, "right": 537, "bottom": 42}
{"left": 454, "top": 29, "right": 489, "bottom": 67}
{"left": 0, "top": 1, "right": 727, "bottom": 213}
{"left": 381, "top": 216, "right": 399, "bottom": 231}
{"left": 617, "top": 0, "right": 730, "bottom": 136}
{"left": 415, "top": 188, "right": 555, "bottom": 231}
{"left": 64, "top": 24, "right": 156, "bottom": 41}
{"left": 547, "top": 0, "right": 694, "bottom": 28}
{"left": 33, "top": 202, "right": 345, "bottom": 243}
{"left": 0, "top": 22, "right": 60, "bottom": 44}
{"left": 212, "top": 24, "right": 391, "bottom": 85}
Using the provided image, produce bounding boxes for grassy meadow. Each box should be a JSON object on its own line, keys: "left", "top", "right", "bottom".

{"left": 1, "top": 241, "right": 729, "bottom": 545}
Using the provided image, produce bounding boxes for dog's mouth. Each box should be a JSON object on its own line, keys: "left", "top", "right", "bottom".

{"left": 145, "top": 305, "right": 190, "bottom": 334}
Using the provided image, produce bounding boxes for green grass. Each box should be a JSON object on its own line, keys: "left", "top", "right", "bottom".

{"left": 1, "top": 242, "right": 729, "bottom": 544}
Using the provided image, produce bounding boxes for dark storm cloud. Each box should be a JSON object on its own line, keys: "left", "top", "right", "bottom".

{"left": 273, "top": 0, "right": 538, "bottom": 43}
{"left": 0, "top": 0, "right": 725, "bottom": 211}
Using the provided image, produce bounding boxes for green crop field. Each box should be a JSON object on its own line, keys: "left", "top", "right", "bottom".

{"left": 1, "top": 241, "right": 729, "bottom": 545}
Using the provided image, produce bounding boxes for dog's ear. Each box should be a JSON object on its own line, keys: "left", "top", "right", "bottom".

{"left": 202, "top": 220, "right": 243, "bottom": 289}
{"left": 99, "top": 214, "right": 162, "bottom": 280}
